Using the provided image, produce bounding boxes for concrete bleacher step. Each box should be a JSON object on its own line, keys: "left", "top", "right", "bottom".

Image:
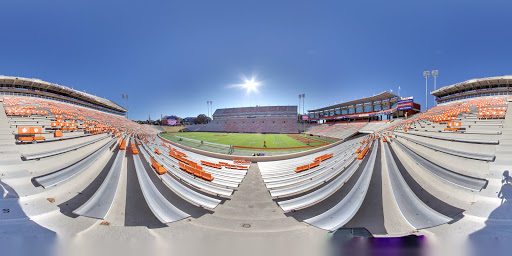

{"left": 73, "top": 138, "right": 129, "bottom": 219}
{"left": 290, "top": 142, "right": 377, "bottom": 231}
{"left": 396, "top": 132, "right": 496, "bottom": 155}
{"left": 0, "top": 180, "right": 29, "bottom": 222}
{"left": 190, "top": 163, "right": 308, "bottom": 232}
{"left": 389, "top": 141, "right": 478, "bottom": 206}
{"left": 0, "top": 149, "right": 22, "bottom": 166}
{"left": 396, "top": 133, "right": 496, "bottom": 161}
{"left": 342, "top": 142, "right": 389, "bottom": 234}
{"left": 0, "top": 103, "right": 17, "bottom": 146}
{"left": 394, "top": 137, "right": 489, "bottom": 179}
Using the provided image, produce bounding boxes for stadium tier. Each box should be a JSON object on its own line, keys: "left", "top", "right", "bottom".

{"left": 432, "top": 75, "right": 512, "bottom": 104}
{"left": 186, "top": 105, "right": 298, "bottom": 133}
{"left": 1, "top": 75, "right": 512, "bottom": 254}
{"left": 307, "top": 91, "right": 420, "bottom": 123}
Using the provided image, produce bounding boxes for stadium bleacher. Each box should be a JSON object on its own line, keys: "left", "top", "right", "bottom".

{"left": 0, "top": 95, "right": 249, "bottom": 225}
{"left": 256, "top": 95, "right": 508, "bottom": 237}
{"left": 187, "top": 106, "right": 299, "bottom": 133}
{"left": 306, "top": 122, "right": 367, "bottom": 139}
{"left": 1, "top": 76, "right": 512, "bottom": 252}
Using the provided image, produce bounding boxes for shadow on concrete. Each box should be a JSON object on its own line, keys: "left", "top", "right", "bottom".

{"left": 344, "top": 142, "right": 387, "bottom": 234}
{"left": 1, "top": 181, "right": 57, "bottom": 256}
{"left": 285, "top": 147, "right": 370, "bottom": 221}
{"left": 124, "top": 147, "right": 167, "bottom": 228}
{"left": 136, "top": 145, "right": 214, "bottom": 224}
{"left": 388, "top": 142, "right": 464, "bottom": 218}
{"left": 57, "top": 148, "right": 117, "bottom": 218}
{"left": 468, "top": 174, "right": 512, "bottom": 255}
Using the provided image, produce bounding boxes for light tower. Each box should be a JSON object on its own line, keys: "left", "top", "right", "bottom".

{"left": 125, "top": 94, "right": 129, "bottom": 119}
{"left": 298, "top": 94, "right": 302, "bottom": 115}
{"left": 207, "top": 101, "right": 211, "bottom": 118}
{"left": 432, "top": 70, "right": 439, "bottom": 106}
{"left": 302, "top": 93, "right": 305, "bottom": 115}
{"left": 423, "top": 71, "right": 430, "bottom": 111}
{"left": 210, "top": 101, "right": 213, "bottom": 121}
{"left": 302, "top": 93, "right": 306, "bottom": 135}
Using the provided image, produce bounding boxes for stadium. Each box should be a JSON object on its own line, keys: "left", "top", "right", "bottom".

{"left": 1, "top": 72, "right": 511, "bottom": 255}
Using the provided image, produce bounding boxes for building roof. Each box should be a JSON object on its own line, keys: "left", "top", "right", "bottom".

{"left": 0, "top": 75, "right": 126, "bottom": 113}
{"left": 431, "top": 75, "right": 512, "bottom": 97}
{"left": 308, "top": 91, "right": 399, "bottom": 112}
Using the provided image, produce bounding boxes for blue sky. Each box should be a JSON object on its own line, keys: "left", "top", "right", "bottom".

{"left": 1, "top": 0, "right": 511, "bottom": 120}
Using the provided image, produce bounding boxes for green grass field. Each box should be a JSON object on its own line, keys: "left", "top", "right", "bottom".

{"left": 161, "top": 132, "right": 335, "bottom": 150}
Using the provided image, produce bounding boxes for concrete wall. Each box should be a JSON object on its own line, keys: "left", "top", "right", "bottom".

{"left": 158, "top": 133, "right": 344, "bottom": 162}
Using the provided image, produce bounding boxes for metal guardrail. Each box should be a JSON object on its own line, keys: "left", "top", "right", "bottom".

{"left": 269, "top": 154, "right": 356, "bottom": 198}
{"left": 140, "top": 142, "right": 233, "bottom": 197}
{"left": 260, "top": 140, "right": 362, "bottom": 181}
{"left": 132, "top": 151, "right": 190, "bottom": 223}
{"left": 266, "top": 152, "right": 352, "bottom": 189}
{"left": 395, "top": 131, "right": 499, "bottom": 145}
{"left": 383, "top": 141, "right": 452, "bottom": 229}
{"left": 42, "top": 133, "right": 96, "bottom": 143}
{"left": 72, "top": 137, "right": 128, "bottom": 219}
{"left": 304, "top": 141, "right": 377, "bottom": 231}
{"left": 153, "top": 144, "right": 244, "bottom": 182}
{"left": 151, "top": 144, "right": 242, "bottom": 188}
{"left": 35, "top": 138, "right": 117, "bottom": 188}
{"left": 161, "top": 174, "right": 221, "bottom": 210}
{"left": 277, "top": 158, "right": 362, "bottom": 211}
{"left": 262, "top": 152, "right": 346, "bottom": 183}
{"left": 137, "top": 143, "right": 222, "bottom": 210}
{"left": 22, "top": 135, "right": 111, "bottom": 160}
{"left": 259, "top": 142, "right": 360, "bottom": 179}
{"left": 392, "top": 139, "right": 487, "bottom": 191}
{"left": 396, "top": 134, "right": 495, "bottom": 162}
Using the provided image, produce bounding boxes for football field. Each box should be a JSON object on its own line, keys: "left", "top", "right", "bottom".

{"left": 161, "top": 132, "right": 335, "bottom": 150}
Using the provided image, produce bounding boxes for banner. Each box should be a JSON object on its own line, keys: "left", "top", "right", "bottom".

{"left": 397, "top": 99, "right": 414, "bottom": 111}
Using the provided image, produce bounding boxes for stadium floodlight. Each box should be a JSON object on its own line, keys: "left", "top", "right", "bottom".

{"left": 302, "top": 94, "right": 305, "bottom": 117}
{"left": 298, "top": 94, "right": 301, "bottom": 115}
{"left": 432, "top": 70, "right": 439, "bottom": 106}
{"left": 207, "top": 101, "right": 210, "bottom": 118}
{"left": 423, "top": 71, "right": 430, "bottom": 110}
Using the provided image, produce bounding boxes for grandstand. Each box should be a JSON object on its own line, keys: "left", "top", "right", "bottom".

{"left": 1, "top": 75, "right": 512, "bottom": 254}
{"left": 186, "top": 105, "right": 298, "bottom": 133}
{"left": 307, "top": 91, "right": 420, "bottom": 123}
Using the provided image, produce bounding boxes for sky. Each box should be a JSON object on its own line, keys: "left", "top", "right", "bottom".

{"left": 1, "top": 0, "right": 512, "bottom": 121}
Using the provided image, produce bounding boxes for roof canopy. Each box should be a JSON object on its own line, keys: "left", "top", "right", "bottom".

{"left": 0, "top": 75, "right": 126, "bottom": 112}
{"left": 308, "top": 91, "right": 398, "bottom": 112}
{"left": 431, "top": 75, "right": 512, "bottom": 97}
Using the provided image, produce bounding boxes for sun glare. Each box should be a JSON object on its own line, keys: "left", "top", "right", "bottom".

{"left": 242, "top": 78, "right": 260, "bottom": 94}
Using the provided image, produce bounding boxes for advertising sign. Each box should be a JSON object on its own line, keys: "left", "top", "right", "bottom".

{"left": 397, "top": 99, "right": 414, "bottom": 111}
{"left": 302, "top": 115, "right": 309, "bottom": 120}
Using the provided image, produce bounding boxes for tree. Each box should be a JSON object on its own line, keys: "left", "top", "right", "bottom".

{"left": 195, "top": 114, "right": 212, "bottom": 124}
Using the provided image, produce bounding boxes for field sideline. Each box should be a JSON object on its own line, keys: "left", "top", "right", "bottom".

{"left": 161, "top": 132, "right": 335, "bottom": 150}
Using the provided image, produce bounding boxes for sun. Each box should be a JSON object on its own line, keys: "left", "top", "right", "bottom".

{"left": 242, "top": 78, "right": 260, "bottom": 94}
